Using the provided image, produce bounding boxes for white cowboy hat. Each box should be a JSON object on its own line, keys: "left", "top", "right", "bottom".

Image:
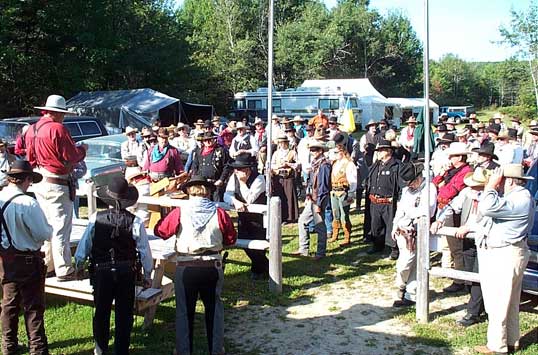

{"left": 492, "top": 112, "right": 503, "bottom": 119}
{"left": 254, "top": 117, "right": 265, "bottom": 126}
{"left": 503, "top": 164, "right": 534, "bottom": 180}
{"left": 445, "top": 142, "right": 470, "bottom": 156}
{"left": 236, "top": 122, "right": 247, "bottom": 129}
{"left": 124, "top": 126, "right": 138, "bottom": 135}
{"left": 455, "top": 128, "right": 469, "bottom": 137}
{"left": 463, "top": 168, "right": 490, "bottom": 187}
{"left": 34, "top": 95, "right": 71, "bottom": 113}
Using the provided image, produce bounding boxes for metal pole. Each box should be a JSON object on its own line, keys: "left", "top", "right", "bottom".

{"left": 269, "top": 196, "right": 282, "bottom": 293}
{"left": 416, "top": 0, "right": 431, "bottom": 324}
{"left": 265, "top": 0, "right": 275, "bottom": 240}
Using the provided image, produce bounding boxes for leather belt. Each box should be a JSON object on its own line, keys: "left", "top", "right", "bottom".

{"left": 45, "top": 177, "right": 69, "bottom": 186}
{"left": 332, "top": 186, "right": 348, "bottom": 192}
{"left": 369, "top": 194, "right": 393, "bottom": 205}
{"left": 176, "top": 260, "right": 222, "bottom": 268}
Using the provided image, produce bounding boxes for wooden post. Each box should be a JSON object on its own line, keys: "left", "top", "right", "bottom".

{"left": 268, "top": 196, "right": 282, "bottom": 294}
{"left": 416, "top": 216, "right": 430, "bottom": 323}
{"left": 86, "top": 181, "right": 96, "bottom": 217}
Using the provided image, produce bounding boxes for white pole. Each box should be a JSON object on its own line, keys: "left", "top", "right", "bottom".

{"left": 417, "top": 0, "right": 431, "bottom": 324}
{"left": 265, "top": 0, "right": 275, "bottom": 240}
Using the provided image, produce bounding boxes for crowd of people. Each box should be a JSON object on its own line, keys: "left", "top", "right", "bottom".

{"left": 0, "top": 94, "right": 537, "bottom": 355}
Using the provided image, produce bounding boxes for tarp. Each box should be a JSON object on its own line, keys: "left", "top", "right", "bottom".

{"left": 179, "top": 102, "right": 214, "bottom": 126}
{"left": 300, "top": 79, "right": 396, "bottom": 129}
{"left": 388, "top": 97, "right": 440, "bottom": 124}
{"left": 413, "top": 108, "right": 435, "bottom": 158}
{"left": 65, "top": 88, "right": 213, "bottom": 130}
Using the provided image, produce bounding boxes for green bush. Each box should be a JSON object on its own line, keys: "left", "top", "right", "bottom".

{"left": 499, "top": 105, "right": 537, "bottom": 122}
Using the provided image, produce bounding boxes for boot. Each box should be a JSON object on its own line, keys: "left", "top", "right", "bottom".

{"left": 340, "top": 222, "right": 352, "bottom": 246}
{"left": 328, "top": 220, "right": 340, "bottom": 242}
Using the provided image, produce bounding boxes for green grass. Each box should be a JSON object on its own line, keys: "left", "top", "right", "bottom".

{"left": 16, "top": 208, "right": 538, "bottom": 354}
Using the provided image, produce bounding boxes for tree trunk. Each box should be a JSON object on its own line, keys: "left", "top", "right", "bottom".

{"left": 528, "top": 58, "right": 538, "bottom": 114}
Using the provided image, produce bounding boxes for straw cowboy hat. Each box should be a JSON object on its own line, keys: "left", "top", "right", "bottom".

{"left": 95, "top": 177, "right": 139, "bottom": 209}
{"left": 292, "top": 115, "right": 304, "bottom": 123}
{"left": 276, "top": 135, "right": 289, "bottom": 142}
{"left": 254, "top": 117, "right": 265, "bottom": 126}
{"left": 492, "top": 112, "right": 503, "bottom": 119}
{"left": 407, "top": 116, "right": 417, "bottom": 124}
{"left": 365, "top": 119, "right": 377, "bottom": 128}
{"left": 503, "top": 164, "right": 534, "bottom": 180}
{"left": 445, "top": 142, "right": 470, "bottom": 156}
{"left": 34, "top": 95, "right": 71, "bottom": 113}
{"left": 464, "top": 168, "right": 490, "bottom": 187}
{"left": 235, "top": 122, "right": 248, "bottom": 130}
{"left": 124, "top": 126, "right": 138, "bottom": 136}
{"left": 181, "top": 175, "right": 216, "bottom": 194}
{"left": 5, "top": 160, "right": 42, "bottom": 183}
{"left": 455, "top": 128, "right": 469, "bottom": 137}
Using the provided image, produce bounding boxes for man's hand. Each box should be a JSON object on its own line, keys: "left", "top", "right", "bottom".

{"left": 455, "top": 225, "right": 470, "bottom": 239}
{"left": 233, "top": 199, "right": 247, "bottom": 212}
{"left": 430, "top": 220, "right": 443, "bottom": 234}
{"left": 214, "top": 179, "right": 223, "bottom": 187}
{"left": 485, "top": 167, "right": 503, "bottom": 191}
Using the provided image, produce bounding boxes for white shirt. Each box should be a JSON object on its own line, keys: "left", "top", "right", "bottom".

{"left": 121, "top": 139, "right": 140, "bottom": 160}
{"left": 75, "top": 212, "right": 153, "bottom": 278}
{"left": 392, "top": 179, "right": 437, "bottom": 233}
{"left": 0, "top": 185, "right": 52, "bottom": 251}
{"left": 229, "top": 134, "right": 259, "bottom": 158}
{"left": 399, "top": 126, "right": 415, "bottom": 150}
{"left": 297, "top": 136, "right": 315, "bottom": 174}
{"left": 332, "top": 158, "right": 358, "bottom": 194}
{"left": 495, "top": 142, "right": 516, "bottom": 165}
{"left": 224, "top": 174, "right": 265, "bottom": 205}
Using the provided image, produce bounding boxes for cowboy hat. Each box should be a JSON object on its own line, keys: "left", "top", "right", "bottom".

{"left": 469, "top": 113, "right": 477, "bottom": 120}
{"left": 528, "top": 129, "right": 538, "bottom": 136}
{"left": 445, "top": 142, "right": 470, "bottom": 156}
{"left": 365, "top": 119, "right": 377, "bottom": 128}
{"left": 497, "top": 130, "right": 510, "bottom": 140}
{"left": 285, "top": 127, "right": 296, "bottom": 133}
{"left": 271, "top": 114, "right": 279, "bottom": 120}
{"left": 200, "top": 131, "right": 218, "bottom": 140}
{"left": 194, "top": 119, "right": 204, "bottom": 126}
{"left": 510, "top": 117, "right": 521, "bottom": 124}
{"left": 308, "top": 141, "right": 329, "bottom": 152}
{"left": 181, "top": 175, "right": 216, "bottom": 194}
{"left": 292, "top": 115, "right": 304, "bottom": 123}
{"left": 472, "top": 142, "right": 498, "bottom": 160}
{"left": 229, "top": 155, "right": 257, "bottom": 169}
{"left": 399, "top": 162, "right": 424, "bottom": 185}
{"left": 503, "top": 164, "right": 534, "bottom": 180}
{"left": 436, "top": 133, "right": 455, "bottom": 145}
{"left": 141, "top": 127, "right": 153, "bottom": 137}
{"left": 436, "top": 124, "right": 448, "bottom": 133}
{"left": 328, "top": 116, "right": 341, "bottom": 125}
{"left": 529, "top": 119, "right": 538, "bottom": 128}
{"left": 407, "top": 116, "right": 417, "bottom": 124}
{"left": 157, "top": 127, "right": 169, "bottom": 138}
{"left": 375, "top": 140, "right": 394, "bottom": 151}
{"left": 304, "top": 124, "right": 314, "bottom": 131}
{"left": 487, "top": 124, "right": 501, "bottom": 135}
{"left": 5, "top": 160, "right": 42, "bottom": 183}
{"left": 124, "top": 126, "right": 138, "bottom": 135}
{"left": 455, "top": 128, "right": 469, "bottom": 137}
{"left": 203, "top": 120, "right": 212, "bottom": 128}
{"left": 446, "top": 117, "right": 456, "bottom": 125}
{"left": 235, "top": 122, "right": 247, "bottom": 130}
{"left": 333, "top": 132, "right": 348, "bottom": 145}
{"left": 95, "top": 177, "right": 139, "bottom": 209}
{"left": 212, "top": 116, "right": 221, "bottom": 122}
{"left": 34, "top": 95, "right": 71, "bottom": 114}
{"left": 276, "top": 135, "right": 289, "bottom": 142}
{"left": 463, "top": 168, "right": 489, "bottom": 187}
{"left": 254, "top": 117, "right": 265, "bottom": 126}
{"left": 492, "top": 112, "right": 503, "bottom": 119}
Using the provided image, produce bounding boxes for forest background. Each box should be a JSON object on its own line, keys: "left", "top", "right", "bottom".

{"left": 1, "top": 0, "right": 537, "bottom": 120}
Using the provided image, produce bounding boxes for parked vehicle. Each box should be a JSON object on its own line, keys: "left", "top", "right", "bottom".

{"left": 0, "top": 116, "right": 108, "bottom": 147}
{"left": 439, "top": 106, "right": 475, "bottom": 124}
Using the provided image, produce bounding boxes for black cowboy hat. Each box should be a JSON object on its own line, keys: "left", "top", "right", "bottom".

{"left": 229, "top": 155, "right": 257, "bottom": 169}
{"left": 472, "top": 142, "right": 498, "bottom": 160}
{"left": 374, "top": 139, "right": 394, "bottom": 151}
{"left": 4, "top": 160, "right": 42, "bottom": 183}
{"left": 436, "top": 124, "right": 448, "bottom": 132}
{"left": 487, "top": 123, "right": 501, "bottom": 135}
{"left": 333, "top": 132, "right": 347, "bottom": 145}
{"left": 95, "top": 177, "right": 138, "bottom": 209}
{"left": 200, "top": 131, "right": 218, "bottom": 140}
{"left": 181, "top": 175, "right": 216, "bottom": 194}
{"left": 436, "top": 133, "right": 456, "bottom": 145}
{"left": 399, "top": 162, "right": 424, "bottom": 187}
{"left": 328, "top": 116, "right": 341, "bottom": 125}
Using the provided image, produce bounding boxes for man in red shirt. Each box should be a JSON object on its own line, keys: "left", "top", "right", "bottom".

{"left": 432, "top": 142, "right": 472, "bottom": 293}
{"left": 308, "top": 109, "right": 329, "bottom": 129}
{"left": 25, "top": 94, "right": 87, "bottom": 281}
{"left": 143, "top": 128, "right": 184, "bottom": 181}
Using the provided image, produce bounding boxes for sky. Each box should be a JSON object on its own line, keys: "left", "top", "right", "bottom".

{"left": 174, "top": 0, "right": 534, "bottom": 62}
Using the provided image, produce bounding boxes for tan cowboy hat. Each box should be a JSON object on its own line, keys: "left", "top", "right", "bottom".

{"left": 292, "top": 115, "right": 304, "bottom": 122}
{"left": 254, "top": 117, "right": 265, "bottom": 126}
{"left": 492, "top": 112, "right": 503, "bottom": 119}
{"left": 308, "top": 141, "right": 329, "bottom": 152}
{"left": 235, "top": 122, "right": 247, "bottom": 130}
{"left": 503, "top": 164, "right": 534, "bottom": 180}
{"left": 407, "top": 116, "right": 417, "bottom": 124}
{"left": 276, "top": 134, "right": 289, "bottom": 142}
{"left": 445, "top": 142, "right": 470, "bottom": 156}
{"left": 365, "top": 119, "right": 377, "bottom": 128}
{"left": 463, "top": 168, "right": 490, "bottom": 187}
{"left": 455, "top": 128, "right": 469, "bottom": 137}
{"left": 124, "top": 126, "right": 138, "bottom": 135}
{"left": 34, "top": 95, "right": 71, "bottom": 113}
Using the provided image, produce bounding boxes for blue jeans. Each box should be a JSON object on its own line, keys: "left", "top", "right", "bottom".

{"left": 325, "top": 201, "right": 333, "bottom": 233}
{"left": 298, "top": 199, "right": 328, "bottom": 257}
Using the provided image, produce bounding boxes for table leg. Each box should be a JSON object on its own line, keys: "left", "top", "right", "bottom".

{"left": 143, "top": 259, "right": 165, "bottom": 329}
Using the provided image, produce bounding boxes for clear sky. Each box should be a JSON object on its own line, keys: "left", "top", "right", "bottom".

{"left": 174, "top": 0, "right": 534, "bottom": 62}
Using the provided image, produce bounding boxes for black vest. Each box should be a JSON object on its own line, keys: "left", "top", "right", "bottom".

{"left": 234, "top": 171, "right": 266, "bottom": 238}
{"left": 233, "top": 134, "right": 252, "bottom": 152}
{"left": 91, "top": 209, "right": 137, "bottom": 264}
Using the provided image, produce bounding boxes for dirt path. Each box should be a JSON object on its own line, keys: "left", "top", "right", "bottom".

{"left": 227, "top": 270, "right": 471, "bottom": 355}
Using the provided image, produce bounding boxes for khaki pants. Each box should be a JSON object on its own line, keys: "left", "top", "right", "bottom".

{"left": 395, "top": 234, "right": 417, "bottom": 301}
{"left": 34, "top": 181, "right": 74, "bottom": 277}
{"left": 441, "top": 214, "right": 464, "bottom": 282}
{"left": 477, "top": 240, "right": 529, "bottom": 353}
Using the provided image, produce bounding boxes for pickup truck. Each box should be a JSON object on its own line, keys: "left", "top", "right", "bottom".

{"left": 439, "top": 106, "right": 475, "bottom": 124}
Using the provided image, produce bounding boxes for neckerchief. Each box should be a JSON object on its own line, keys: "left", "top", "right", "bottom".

{"left": 444, "top": 163, "right": 467, "bottom": 184}
{"left": 189, "top": 197, "right": 217, "bottom": 232}
{"left": 151, "top": 144, "right": 169, "bottom": 163}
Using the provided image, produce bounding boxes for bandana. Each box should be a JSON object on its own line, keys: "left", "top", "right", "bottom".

{"left": 151, "top": 144, "right": 169, "bottom": 163}
{"left": 189, "top": 197, "right": 217, "bottom": 232}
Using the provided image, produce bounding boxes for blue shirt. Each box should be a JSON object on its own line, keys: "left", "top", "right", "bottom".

{"left": 478, "top": 186, "right": 535, "bottom": 248}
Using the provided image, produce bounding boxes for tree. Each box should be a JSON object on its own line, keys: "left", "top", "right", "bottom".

{"left": 500, "top": 1, "right": 538, "bottom": 113}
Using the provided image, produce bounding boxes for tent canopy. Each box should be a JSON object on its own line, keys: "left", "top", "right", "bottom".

{"left": 67, "top": 88, "right": 214, "bottom": 130}
{"left": 388, "top": 97, "right": 439, "bottom": 125}
{"left": 300, "top": 79, "right": 395, "bottom": 129}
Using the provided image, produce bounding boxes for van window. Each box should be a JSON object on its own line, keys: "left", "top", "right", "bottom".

{"left": 272, "top": 99, "right": 281, "bottom": 113}
{"left": 247, "top": 100, "right": 263, "bottom": 110}
{"left": 234, "top": 99, "right": 246, "bottom": 110}
{"left": 79, "top": 121, "right": 102, "bottom": 136}
{"left": 319, "top": 99, "right": 339, "bottom": 110}
{"left": 349, "top": 98, "right": 358, "bottom": 108}
{"left": 65, "top": 122, "right": 82, "bottom": 137}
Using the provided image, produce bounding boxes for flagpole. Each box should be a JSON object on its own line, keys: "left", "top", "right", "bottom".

{"left": 265, "top": 0, "right": 275, "bottom": 236}
{"left": 417, "top": 0, "right": 431, "bottom": 324}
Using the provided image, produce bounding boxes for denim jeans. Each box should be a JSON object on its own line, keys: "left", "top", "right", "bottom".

{"left": 298, "top": 199, "right": 328, "bottom": 257}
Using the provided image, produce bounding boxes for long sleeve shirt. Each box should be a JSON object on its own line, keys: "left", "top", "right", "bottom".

{"left": 26, "top": 117, "right": 86, "bottom": 175}
{"left": 392, "top": 179, "right": 437, "bottom": 234}
{"left": 0, "top": 185, "right": 52, "bottom": 251}
{"left": 331, "top": 158, "right": 358, "bottom": 194}
{"left": 120, "top": 139, "right": 141, "bottom": 160}
{"left": 75, "top": 212, "right": 153, "bottom": 279}
{"left": 477, "top": 186, "right": 535, "bottom": 248}
{"left": 309, "top": 157, "right": 331, "bottom": 207}
{"left": 229, "top": 134, "right": 259, "bottom": 158}
{"left": 143, "top": 144, "right": 184, "bottom": 176}
{"left": 433, "top": 164, "right": 472, "bottom": 209}
{"left": 224, "top": 174, "right": 265, "bottom": 206}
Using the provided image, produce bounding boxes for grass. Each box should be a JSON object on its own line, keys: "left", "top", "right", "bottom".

{"left": 25, "top": 201, "right": 538, "bottom": 354}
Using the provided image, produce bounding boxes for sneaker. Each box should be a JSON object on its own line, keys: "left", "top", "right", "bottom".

{"left": 392, "top": 298, "right": 415, "bottom": 307}
{"left": 456, "top": 313, "right": 482, "bottom": 327}
{"left": 443, "top": 282, "right": 465, "bottom": 293}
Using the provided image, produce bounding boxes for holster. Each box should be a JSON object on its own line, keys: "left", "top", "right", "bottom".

{"left": 397, "top": 228, "right": 417, "bottom": 252}
{"left": 68, "top": 178, "right": 76, "bottom": 202}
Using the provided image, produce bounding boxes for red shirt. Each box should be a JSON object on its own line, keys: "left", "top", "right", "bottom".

{"left": 25, "top": 117, "right": 86, "bottom": 175}
{"left": 154, "top": 207, "right": 237, "bottom": 246}
{"left": 433, "top": 164, "right": 472, "bottom": 209}
{"left": 143, "top": 144, "right": 184, "bottom": 175}
{"left": 14, "top": 134, "right": 26, "bottom": 157}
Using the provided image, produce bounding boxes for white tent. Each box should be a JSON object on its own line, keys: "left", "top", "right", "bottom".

{"left": 388, "top": 97, "right": 439, "bottom": 124}
{"left": 300, "top": 79, "right": 396, "bottom": 129}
